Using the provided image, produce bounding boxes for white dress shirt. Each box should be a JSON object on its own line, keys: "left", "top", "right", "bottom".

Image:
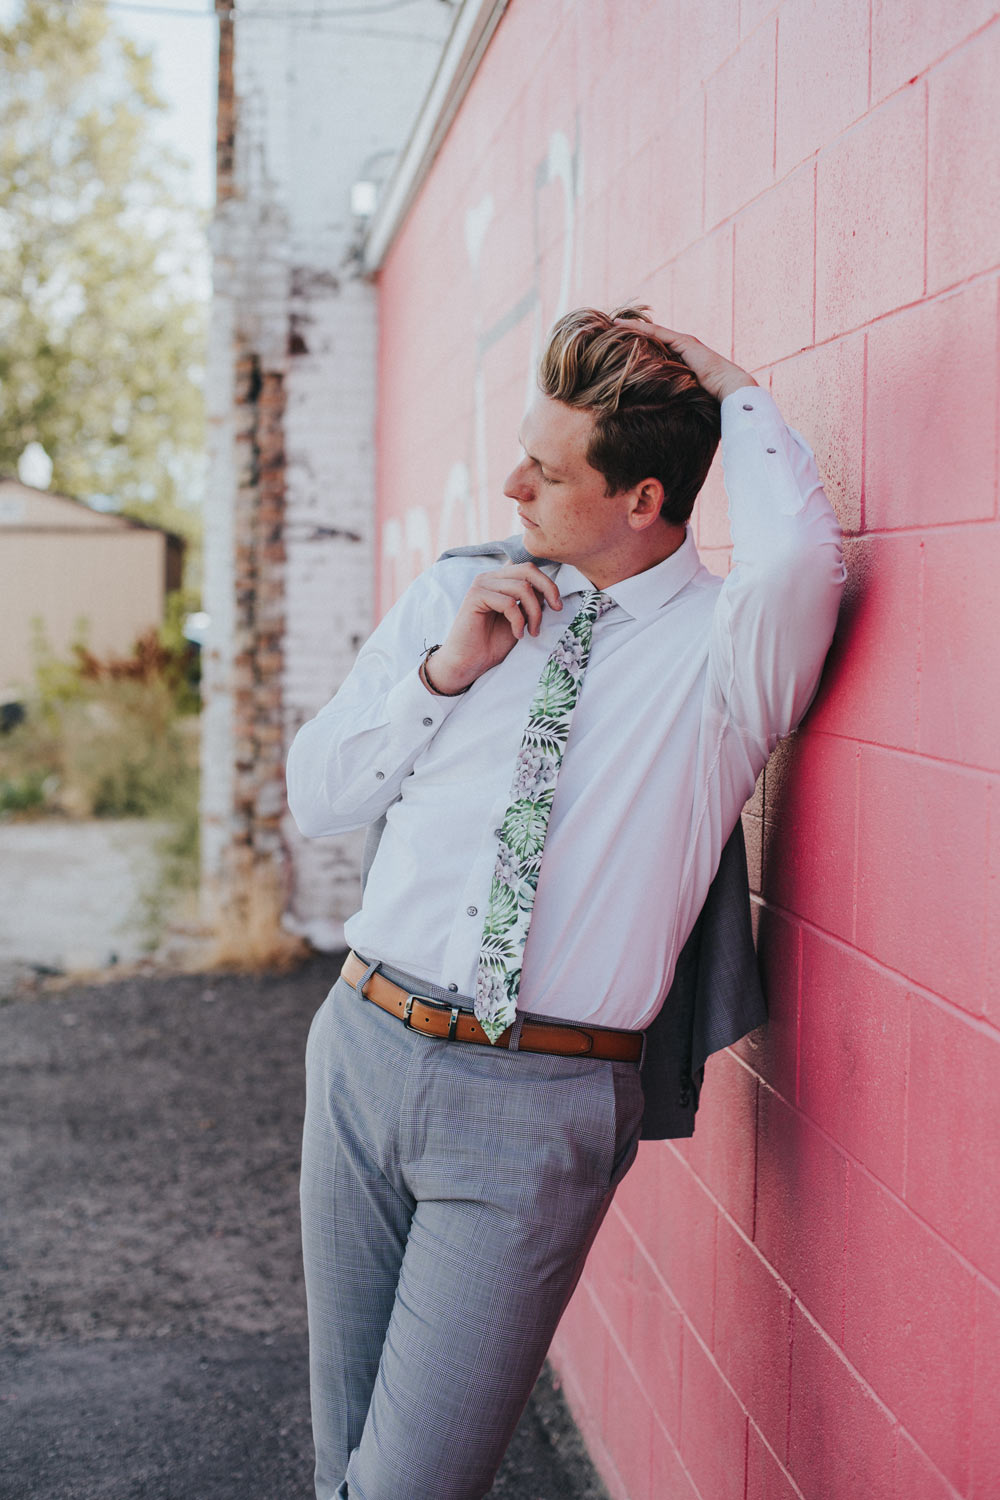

{"left": 285, "top": 388, "right": 845, "bottom": 1031}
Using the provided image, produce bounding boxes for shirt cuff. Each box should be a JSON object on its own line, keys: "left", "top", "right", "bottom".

{"left": 720, "top": 385, "right": 783, "bottom": 428}
{"left": 720, "top": 385, "right": 805, "bottom": 517}
{"left": 382, "top": 663, "right": 465, "bottom": 748}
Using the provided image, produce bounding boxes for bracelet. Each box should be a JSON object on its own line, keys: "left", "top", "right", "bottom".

{"left": 420, "top": 644, "right": 471, "bottom": 697}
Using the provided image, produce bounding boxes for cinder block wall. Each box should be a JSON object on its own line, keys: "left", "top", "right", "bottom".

{"left": 375, "top": 2, "right": 1000, "bottom": 1495}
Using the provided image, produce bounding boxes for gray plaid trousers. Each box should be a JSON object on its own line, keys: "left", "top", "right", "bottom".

{"left": 300, "top": 969, "right": 645, "bottom": 1500}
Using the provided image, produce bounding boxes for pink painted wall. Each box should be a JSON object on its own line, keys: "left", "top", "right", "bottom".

{"left": 374, "top": 2, "right": 1000, "bottom": 1496}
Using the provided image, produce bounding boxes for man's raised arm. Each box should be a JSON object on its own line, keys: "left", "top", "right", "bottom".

{"left": 616, "top": 320, "right": 846, "bottom": 751}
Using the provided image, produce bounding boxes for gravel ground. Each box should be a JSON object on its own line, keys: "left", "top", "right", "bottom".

{"left": 0, "top": 956, "right": 609, "bottom": 1500}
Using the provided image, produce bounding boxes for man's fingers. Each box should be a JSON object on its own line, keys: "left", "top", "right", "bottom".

{"left": 612, "top": 318, "right": 752, "bottom": 402}
{"left": 504, "top": 600, "right": 527, "bottom": 638}
{"left": 484, "top": 563, "right": 562, "bottom": 612}
{"left": 474, "top": 575, "right": 549, "bottom": 635}
{"left": 520, "top": 564, "right": 563, "bottom": 610}
{"left": 614, "top": 318, "right": 699, "bottom": 360}
{"left": 509, "top": 579, "right": 544, "bottom": 634}
{"left": 479, "top": 588, "right": 529, "bottom": 638}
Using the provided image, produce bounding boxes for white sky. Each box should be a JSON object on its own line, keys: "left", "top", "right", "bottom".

{"left": 105, "top": 0, "right": 218, "bottom": 210}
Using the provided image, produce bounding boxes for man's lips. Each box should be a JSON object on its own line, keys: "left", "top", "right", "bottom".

{"left": 518, "top": 511, "right": 539, "bottom": 529}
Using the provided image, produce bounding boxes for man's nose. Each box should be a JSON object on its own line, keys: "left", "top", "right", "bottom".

{"left": 504, "top": 458, "right": 532, "bottom": 500}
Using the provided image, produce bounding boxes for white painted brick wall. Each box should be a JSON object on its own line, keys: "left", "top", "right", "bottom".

{"left": 203, "top": 0, "right": 451, "bottom": 947}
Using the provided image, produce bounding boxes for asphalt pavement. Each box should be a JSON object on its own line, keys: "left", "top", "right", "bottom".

{"left": 0, "top": 955, "right": 609, "bottom": 1500}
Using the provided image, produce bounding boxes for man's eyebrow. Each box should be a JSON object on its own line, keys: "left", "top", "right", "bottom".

{"left": 516, "top": 431, "right": 566, "bottom": 476}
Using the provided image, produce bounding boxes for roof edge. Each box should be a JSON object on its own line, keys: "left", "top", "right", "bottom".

{"left": 362, "top": 0, "right": 510, "bottom": 273}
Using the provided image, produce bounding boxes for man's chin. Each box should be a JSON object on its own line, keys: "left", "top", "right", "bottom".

{"left": 520, "top": 531, "right": 559, "bottom": 565}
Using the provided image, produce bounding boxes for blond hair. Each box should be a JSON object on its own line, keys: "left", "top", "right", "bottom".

{"left": 538, "top": 305, "right": 720, "bottom": 525}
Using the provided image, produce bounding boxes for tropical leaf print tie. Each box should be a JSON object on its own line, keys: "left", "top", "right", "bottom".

{"left": 474, "top": 588, "right": 615, "bottom": 1042}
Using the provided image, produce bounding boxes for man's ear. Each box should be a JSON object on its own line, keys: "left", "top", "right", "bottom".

{"left": 628, "top": 478, "right": 666, "bottom": 532}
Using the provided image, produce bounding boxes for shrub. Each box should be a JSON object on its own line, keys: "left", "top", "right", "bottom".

{"left": 0, "top": 598, "right": 200, "bottom": 828}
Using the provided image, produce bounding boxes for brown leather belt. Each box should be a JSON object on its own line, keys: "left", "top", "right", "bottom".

{"left": 342, "top": 951, "right": 644, "bottom": 1064}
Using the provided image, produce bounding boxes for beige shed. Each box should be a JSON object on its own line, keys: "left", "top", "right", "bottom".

{"left": 0, "top": 477, "right": 184, "bottom": 697}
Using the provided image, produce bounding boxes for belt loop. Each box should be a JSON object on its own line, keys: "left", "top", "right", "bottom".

{"left": 355, "top": 957, "right": 380, "bottom": 1001}
{"left": 507, "top": 1012, "right": 525, "bottom": 1052}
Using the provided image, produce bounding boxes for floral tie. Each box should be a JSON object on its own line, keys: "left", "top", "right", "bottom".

{"left": 474, "top": 588, "right": 615, "bottom": 1042}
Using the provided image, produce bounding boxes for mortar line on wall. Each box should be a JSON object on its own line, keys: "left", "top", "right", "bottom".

{"left": 802, "top": 725, "right": 998, "bottom": 780}
{"left": 850, "top": 743, "right": 861, "bottom": 945}
{"left": 755, "top": 1073, "right": 1000, "bottom": 1292}
{"left": 996, "top": 280, "right": 1000, "bottom": 520}
{"left": 840, "top": 1136, "right": 850, "bottom": 1344}
{"left": 703, "top": 18, "right": 746, "bottom": 87}
{"left": 969, "top": 1278, "right": 987, "bottom": 1500}
{"left": 650, "top": 1409, "right": 703, "bottom": 1500}
{"left": 729, "top": 216, "right": 736, "bottom": 363}
{"left": 701, "top": 85, "right": 708, "bottom": 272}
{"left": 901, "top": 980, "right": 913, "bottom": 1200}
{"left": 709, "top": 1166, "right": 806, "bottom": 1300}
{"left": 794, "top": 920, "right": 803, "bottom": 1107}
{"left": 897, "top": 1437, "right": 969, "bottom": 1500}
{"left": 582, "top": 1256, "right": 682, "bottom": 1470}
{"left": 755, "top": 895, "right": 1000, "bottom": 1041}
{"left": 565, "top": 1393, "right": 626, "bottom": 1500}
{"left": 980, "top": 780, "right": 994, "bottom": 1026}
{"left": 749, "top": 1071, "right": 760, "bottom": 1245}
{"left": 793, "top": 1295, "right": 909, "bottom": 1410}
{"left": 751, "top": 1420, "right": 807, "bottom": 1500}
{"left": 914, "top": 537, "right": 925, "bottom": 750}
{"left": 810, "top": 160, "right": 817, "bottom": 347}
{"left": 796, "top": 1304, "right": 931, "bottom": 1489}
{"left": 673, "top": 1155, "right": 804, "bottom": 1312}
{"left": 630, "top": 1234, "right": 685, "bottom": 1314}
{"left": 860, "top": 330, "right": 868, "bottom": 530}
{"left": 675, "top": 1304, "right": 687, "bottom": 1474}
{"left": 772, "top": 13, "right": 779, "bottom": 178}
{"left": 922, "top": 80, "right": 929, "bottom": 298}
{"left": 767, "top": 265, "right": 1000, "bottom": 364}
{"left": 676, "top": 1303, "right": 759, "bottom": 1458}
{"left": 784, "top": 1295, "right": 795, "bottom": 1471}
{"left": 650, "top": 1151, "right": 951, "bottom": 1489}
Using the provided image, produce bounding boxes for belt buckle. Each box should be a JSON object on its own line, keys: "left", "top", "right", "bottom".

{"left": 403, "top": 992, "right": 463, "bottom": 1041}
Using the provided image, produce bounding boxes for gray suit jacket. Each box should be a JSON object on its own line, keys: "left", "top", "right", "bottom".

{"left": 361, "top": 537, "right": 767, "bottom": 1139}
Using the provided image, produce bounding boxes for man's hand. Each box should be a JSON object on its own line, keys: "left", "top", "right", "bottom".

{"left": 613, "top": 319, "right": 758, "bottom": 404}
{"left": 425, "top": 563, "right": 563, "bottom": 694}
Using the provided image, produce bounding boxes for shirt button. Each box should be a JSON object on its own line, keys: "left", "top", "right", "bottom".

{"left": 742, "top": 403, "right": 754, "bottom": 411}
{"left": 467, "top": 906, "right": 478, "bottom": 917}
{"left": 375, "top": 770, "right": 385, "bottom": 780}
{"left": 422, "top": 717, "right": 433, "bottom": 727}
{"left": 766, "top": 447, "right": 777, "bottom": 454}
{"left": 448, "top": 983, "right": 458, "bottom": 992}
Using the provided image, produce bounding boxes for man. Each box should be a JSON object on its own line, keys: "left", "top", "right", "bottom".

{"left": 286, "top": 308, "right": 845, "bottom": 1500}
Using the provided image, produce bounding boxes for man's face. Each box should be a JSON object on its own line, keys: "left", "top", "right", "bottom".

{"left": 504, "top": 392, "right": 636, "bottom": 576}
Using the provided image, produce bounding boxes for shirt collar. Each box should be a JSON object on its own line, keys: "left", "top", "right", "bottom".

{"left": 548, "top": 527, "right": 702, "bottom": 621}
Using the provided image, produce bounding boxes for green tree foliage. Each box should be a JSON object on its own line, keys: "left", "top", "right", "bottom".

{"left": 0, "top": 0, "right": 206, "bottom": 582}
